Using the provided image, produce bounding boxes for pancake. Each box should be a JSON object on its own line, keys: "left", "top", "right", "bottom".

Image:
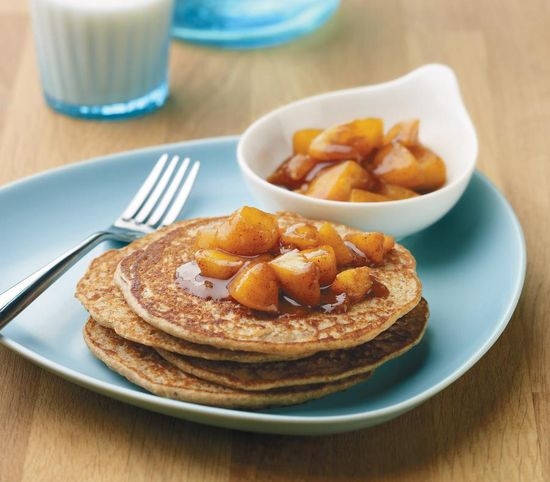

{"left": 76, "top": 222, "right": 185, "bottom": 331}
{"left": 156, "top": 298, "right": 428, "bottom": 391}
{"left": 83, "top": 318, "right": 373, "bottom": 409}
{"left": 76, "top": 237, "right": 305, "bottom": 362}
{"left": 115, "top": 213, "right": 422, "bottom": 356}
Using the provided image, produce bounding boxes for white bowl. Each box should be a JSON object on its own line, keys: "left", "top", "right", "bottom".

{"left": 237, "top": 64, "right": 478, "bottom": 239}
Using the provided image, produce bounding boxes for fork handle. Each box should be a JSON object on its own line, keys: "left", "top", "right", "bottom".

{"left": 0, "top": 231, "right": 113, "bottom": 330}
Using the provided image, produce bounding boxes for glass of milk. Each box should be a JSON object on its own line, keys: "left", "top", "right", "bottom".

{"left": 29, "top": 0, "right": 174, "bottom": 120}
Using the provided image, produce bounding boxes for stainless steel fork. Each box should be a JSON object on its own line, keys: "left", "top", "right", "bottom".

{"left": 0, "top": 154, "right": 200, "bottom": 329}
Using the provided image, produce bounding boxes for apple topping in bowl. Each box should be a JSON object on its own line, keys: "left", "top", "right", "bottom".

{"left": 267, "top": 118, "right": 447, "bottom": 202}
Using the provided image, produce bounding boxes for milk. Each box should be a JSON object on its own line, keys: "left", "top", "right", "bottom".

{"left": 29, "top": 0, "right": 174, "bottom": 118}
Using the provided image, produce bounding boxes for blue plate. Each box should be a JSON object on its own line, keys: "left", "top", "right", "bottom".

{"left": 0, "top": 136, "right": 526, "bottom": 435}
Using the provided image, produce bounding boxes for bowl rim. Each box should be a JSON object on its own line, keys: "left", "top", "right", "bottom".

{"left": 237, "top": 63, "right": 479, "bottom": 210}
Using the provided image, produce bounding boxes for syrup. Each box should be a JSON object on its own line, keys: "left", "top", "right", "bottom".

{"left": 176, "top": 259, "right": 389, "bottom": 316}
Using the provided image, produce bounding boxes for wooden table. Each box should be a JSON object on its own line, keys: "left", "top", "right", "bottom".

{"left": 1, "top": 0, "right": 547, "bottom": 480}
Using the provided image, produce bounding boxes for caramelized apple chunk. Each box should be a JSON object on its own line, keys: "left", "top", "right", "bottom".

{"left": 194, "top": 228, "right": 218, "bottom": 249}
{"left": 377, "top": 183, "right": 419, "bottom": 200}
{"left": 383, "top": 119, "right": 420, "bottom": 146}
{"left": 331, "top": 267, "right": 373, "bottom": 302}
{"left": 345, "top": 232, "right": 386, "bottom": 264}
{"left": 409, "top": 145, "right": 447, "bottom": 192}
{"left": 195, "top": 249, "right": 244, "bottom": 280}
{"left": 286, "top": 154, "right": 318, "bottom": 181}
{"left": 280, "top": 222, "right": 320, "bottom": 250}
{"left": 266, "top": 154, "right": 317, "bottom": 190}
{"left": 349, "top": 188, "right": 391, "bottom": 202}
{"left": 227, "top": 262, "right": 279, "bottom": 313}
{"left": 309, "top": 118, "right": 384, "bottom": 162}
{"left": 216, "top": 206, "right": 279, "bottom": 256}
{"left": 371, "top": 143, "right": 423, "bottom": 189}
{"left": 317, "top": 222, "right": 354, "bottom": 266}
{"left": 269, "top": 251, "right": 321, "bottom": 306}
{"left": 305, "top": 160, "right": 372, "bottom": 201}
{"left": 301, "top": 245, "right": 338, "bottom": 286}
{"left": 293, "top": 128, "right": 323, "bottom": 155}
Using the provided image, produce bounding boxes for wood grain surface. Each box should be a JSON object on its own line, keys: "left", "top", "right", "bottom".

{"left": 0, "top": 0, "right": 548, "bottom": 480}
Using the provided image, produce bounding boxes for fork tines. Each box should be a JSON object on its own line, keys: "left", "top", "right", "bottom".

{"left": 122, "top": 154, "right": 200, "bottom": 229}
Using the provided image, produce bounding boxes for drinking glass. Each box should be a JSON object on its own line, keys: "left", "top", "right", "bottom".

{"left": 30, "top": 0, "right": 174, "bottom": 120}
{"left": 172, "top": 0, "right": 340, "bottom": 48}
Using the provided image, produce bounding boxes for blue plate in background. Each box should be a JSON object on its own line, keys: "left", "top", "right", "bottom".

{"left": 0, "top": 136, "right": 526, "bottom": 435}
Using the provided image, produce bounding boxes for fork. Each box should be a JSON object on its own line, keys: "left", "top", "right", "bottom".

{"left": 0, "top": 154, "right": 200, "bottom": 329}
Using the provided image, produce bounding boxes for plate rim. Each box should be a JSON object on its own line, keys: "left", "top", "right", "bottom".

{"left": 0, "top": 136, "right": 527, "bottom": 433}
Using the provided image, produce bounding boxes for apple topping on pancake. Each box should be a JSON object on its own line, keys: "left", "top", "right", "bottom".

{"left": 176, "top": 206, "right": 396, "bottom": 315}
{"left": 114, "top": 209, "right": 421, "bottom": 356}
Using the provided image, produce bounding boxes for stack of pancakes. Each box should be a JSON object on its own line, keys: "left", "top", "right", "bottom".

{"left": 76, "top": 212, "right": 428, "bottom": 409}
